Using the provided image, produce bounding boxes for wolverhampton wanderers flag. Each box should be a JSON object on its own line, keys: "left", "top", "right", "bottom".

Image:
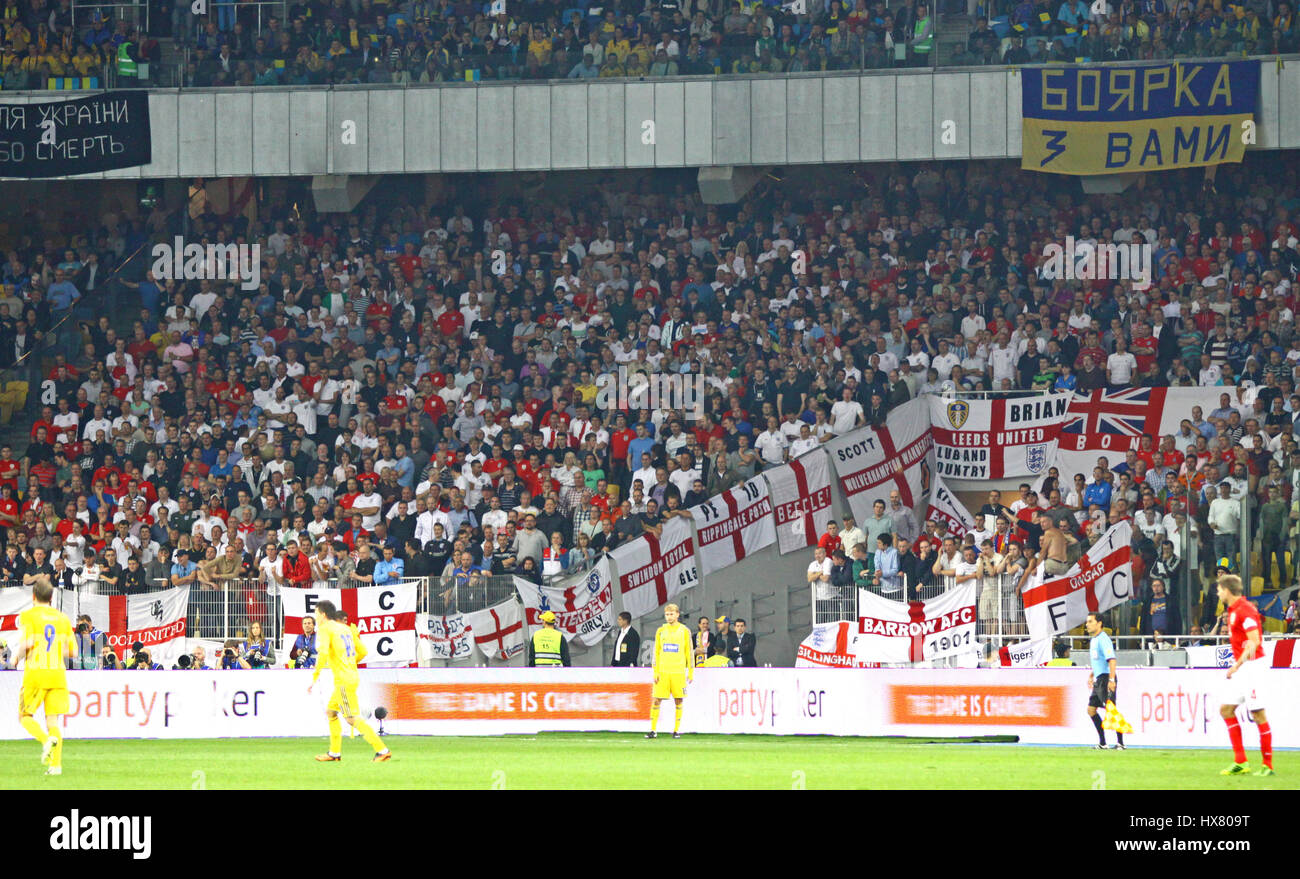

{"left": 1021, "top": 61, "right": 1260, "bottom": 176}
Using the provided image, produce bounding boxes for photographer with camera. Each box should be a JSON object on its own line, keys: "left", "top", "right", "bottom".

{"left": 191, "top": 645, "right": 212, "bottom": 670}
{"left": 172, "top": 654, "right": 192, "bottom": 670}
{"left": 239, "top": 620, "right": 276, "bottom": 669}
{"left": 290, "top": 614, "right": 318, "bottom": 669}
{"left": 221, "top": 639, "right": 252, "bottom": 670}
{"left": 101, "top": 646, "right": 120, "bottom": 669}
{"left": 74, "top": 614, "right": 106, "bottom": 669}
{"left": 131, "top": 644, "right": 163, "bottom": 670}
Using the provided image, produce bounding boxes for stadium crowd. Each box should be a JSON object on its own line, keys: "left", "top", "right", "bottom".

{"left": 2, "top": 0, "right": 1297, "bottom": 90}
{"left": 0, "top": 153, "right": 1299, "bottom": 664}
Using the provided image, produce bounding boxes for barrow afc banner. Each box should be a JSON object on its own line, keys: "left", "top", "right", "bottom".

{"left": 282, "top": 584, "right": 418, "bottom": 666}
{"left": 764, "top": 450, "right": 834, "bottom": 555}
{"left": 689, "top": 476, "right": 774, "bottom": 575}
{"left": 1021, "top": 61, "right": 1259, "bottom": 176}
{"left": 855, "top": 582, "right": 977, "bottom": 664}
{"left": 0, "top": 93, "right": 152, "bottom": 178}
{"left": 1023, "top": 521, "right": 1133, "bottom": 638}
{"left": 929, "top": 393, "right": 1068, "bottom": 479}
{"left": 826, "top": 397, "right": 932, "bottom": 526}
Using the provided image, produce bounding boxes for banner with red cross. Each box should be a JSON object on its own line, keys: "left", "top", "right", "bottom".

{"left": 854, "top": 582, "right": 978, "bottom": 665}
{"left": 512, "top": 557, "right": 616, "bottom": 647}
{"left": 611, "top": 516, "right": 699, "bottom": 621}
{"left": 464, "top": 598, "right": 526, "bottom": 662}
{"left": 282, "top": 584, "right": 418, "bottom": 667}
{"left": 825, "top": 396, "right": 933, "bottom": 526}
{"left": 688, "top": 476, "right": 775, "bottom": 576}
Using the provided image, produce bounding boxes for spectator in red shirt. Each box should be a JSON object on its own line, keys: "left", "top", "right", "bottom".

{"left": 818, "top": 520, "right": 843, "bottom": 557}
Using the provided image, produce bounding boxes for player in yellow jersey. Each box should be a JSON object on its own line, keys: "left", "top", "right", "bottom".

{"left": 647, "top": 603, "right": 694, "bottom": 739}
{"left": 16, "top": 575, "right": 75, "bottom": 776}
{"left": 307, "top": 600, "right": 391, "bottom": 762}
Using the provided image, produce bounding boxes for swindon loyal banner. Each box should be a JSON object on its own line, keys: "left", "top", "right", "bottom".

{"left": 611, "top": 516, "right": 699, "bottom": 620}
{"left": 1021, "top": 61, "right": 1260, "bottom": 176}
{"left": 1023, "top": 521, "right": 1133, "bottom": 638}
{"left": 855, "top": 582, "right": 977, "bottom": 664}
{"left": 512, "top": 558, "right": 615, "bottom": 646}
{"left": 926, "top": 472, "right": 977, "bottom": 538}
{"left": 0, "top": 93, "right": 152, "bottom": 178}
{"left": 282, "top": 584, "right": 418, "bottom": 666}
{"left": 689, "top": 476, "right": 775, "bottom": 575}
{"left": 827, "top": 397, "right": 932, "bottom": 525}
{"left": 764, "top": 449, "right": 834, "bottom": 555}
{"left": 929, "top": 393, "right": 1069, "bottom": 479}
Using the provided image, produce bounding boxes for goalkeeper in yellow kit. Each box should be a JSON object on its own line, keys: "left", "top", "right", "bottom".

{"left": 307, "top": 600, "right": 391, "bottom": 762}
{"left": 646, "top": 603, "right": 694, "bottom": 739}
{"left": 16, "top": 575, "right": 75, "bottom": 776}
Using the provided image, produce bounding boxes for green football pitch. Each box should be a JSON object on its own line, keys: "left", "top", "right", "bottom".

{"left": 0, "top": 735, "right": 1295, "bottom": 789}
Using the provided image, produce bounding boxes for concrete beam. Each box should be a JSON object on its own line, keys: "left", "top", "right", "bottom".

{"left": 310, "top": 174, "right": 380, "bottom": 213}
{"left": 1079, "top": 173, "right": 1142, "bottom": 195}
{"left": 697, "top": 166, "right": 770, "bottom": 204}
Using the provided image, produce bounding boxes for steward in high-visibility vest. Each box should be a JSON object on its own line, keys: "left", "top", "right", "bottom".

{"left": 910, "top": 6, "right": 934, "bottom": 59}
{"left": 527, "top": 611, "right": 571, "bottom": 667}
{"left": 1046, "top": 640, "right": 1076, "bottom": 666}
{"left": 117, "top": 41, "right": 137, "bottom": 77}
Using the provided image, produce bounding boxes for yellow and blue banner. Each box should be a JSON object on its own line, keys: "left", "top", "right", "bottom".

{"left": 1021, "top": 60, "right": 1260, "bottom": 176}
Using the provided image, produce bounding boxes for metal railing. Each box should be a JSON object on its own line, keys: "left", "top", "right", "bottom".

{"left": 73, "top": 0, "right": 149, "bottom": 32}
{"left": 422, "top": 572, "right": 520, "bottom": 616}
{"left": 188, "top": 580, "right": 282, "bottom": 642}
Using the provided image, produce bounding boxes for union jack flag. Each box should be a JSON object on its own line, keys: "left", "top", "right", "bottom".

{"left": 1060, "top": 388, "right": 1167, "bottom": 440}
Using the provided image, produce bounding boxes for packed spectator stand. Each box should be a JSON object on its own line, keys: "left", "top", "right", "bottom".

{"left": 1, "top": 153, "right": 1299, "bottom": 669}
{"left": 2, "top": 0, "right": 1297, "bottom": 91}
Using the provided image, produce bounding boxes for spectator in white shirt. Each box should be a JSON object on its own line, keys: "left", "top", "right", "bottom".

{"left": 755, "top": 416, "right": 789, "bottom": 466}
{"left": 806, "top": 545, "right": 834, "bottom": 601}
{"left": 931, "top": 340, "right": 960, "bottom": 380}
{"left": 830, "top": 387, "right": 864, "bottom": 435}
{"left": 790, "top": 422, "right": 820, "bottom": 459}
{"left": 352, "top": 480, "right": 385, "bottom": 531}
{"left": 1106, "top": 338, "right": 1138, "bottom": 386}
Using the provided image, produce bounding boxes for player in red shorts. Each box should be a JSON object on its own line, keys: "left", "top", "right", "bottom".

{"left": 1216, "top": 574, "right": 1275, "bottom": 777}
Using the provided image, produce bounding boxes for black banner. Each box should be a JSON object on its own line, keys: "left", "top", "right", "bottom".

{"left": 0, "top": 92, "right": 151, "bottom": 179}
